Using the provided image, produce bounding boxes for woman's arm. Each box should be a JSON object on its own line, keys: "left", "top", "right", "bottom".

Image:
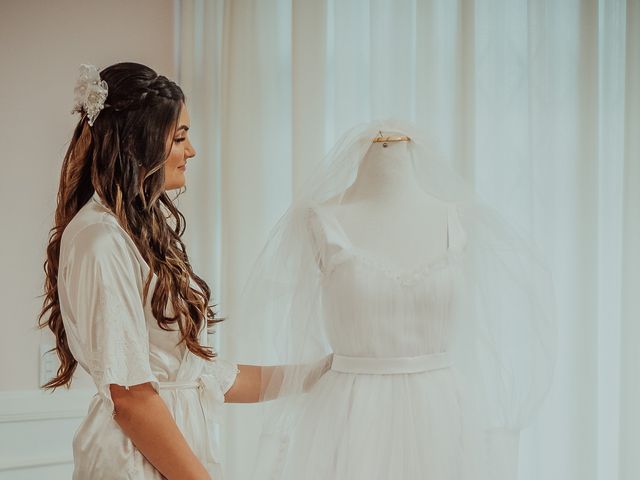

{"left": 225, "top": 354, "right": 333, "bottom": 404}
{"left": 223, "top": 365, "right": 277, "bottom": 403}
{"left": 110, "top": 382, "right": 211, "bottom": 480}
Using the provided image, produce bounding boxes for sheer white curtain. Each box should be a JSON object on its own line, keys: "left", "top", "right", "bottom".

{"left": 175, "top": 1, "right": 640, "bottom": 479}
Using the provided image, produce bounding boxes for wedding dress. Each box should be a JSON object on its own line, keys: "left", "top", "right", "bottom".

{"left": 239, "top": 119, "right": 557, "bottom": 480}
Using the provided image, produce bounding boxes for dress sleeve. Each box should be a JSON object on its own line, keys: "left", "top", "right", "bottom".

{"left": 307, "top": 207, "right": 327, "bottom": 273}
{"left": 61, "top": 222, "right": 159, "bottom": 414}
{"left": 306, "top": 206, "right": 344, "bottom": 275}
{"left": 449, "top": 202, "right": 557, "bottom": 477}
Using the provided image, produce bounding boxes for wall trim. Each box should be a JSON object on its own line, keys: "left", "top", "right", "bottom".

{"left": 0, "top": 389, "right": 94, "bottom": 473}
{"left": 0, "top": 388, "right": 94, "bottom": 423}
{"left": 0, "top": 455, "right": 72, "bottom": 472}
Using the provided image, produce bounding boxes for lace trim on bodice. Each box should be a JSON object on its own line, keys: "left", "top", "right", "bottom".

{"left": 308, "top": 203, "right": 468, "bottom": 287}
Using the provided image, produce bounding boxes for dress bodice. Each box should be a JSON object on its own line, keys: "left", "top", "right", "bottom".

{"left": 310, "top": 203, "right": 468, "bottom": 359}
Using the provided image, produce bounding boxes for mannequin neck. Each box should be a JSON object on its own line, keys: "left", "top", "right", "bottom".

{"left": 345, "top": 141, "right": 424, "bottom": 203}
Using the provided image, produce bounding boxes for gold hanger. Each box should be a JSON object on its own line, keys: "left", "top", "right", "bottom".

{"left": 372, "top": 130, "right": 411, "bottom": 148}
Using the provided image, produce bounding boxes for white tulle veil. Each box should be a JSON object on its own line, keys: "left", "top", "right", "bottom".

{"left": 235, "top": 119, "right": 557, "bottom": 478}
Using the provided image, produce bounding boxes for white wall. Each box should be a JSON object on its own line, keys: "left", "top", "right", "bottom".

{"left": 0, "top": 0, "right": 176, "bottom": 477}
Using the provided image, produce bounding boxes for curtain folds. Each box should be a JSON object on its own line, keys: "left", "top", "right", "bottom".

{"left": 176, "top": 1, "right": 639, "bottom": 479}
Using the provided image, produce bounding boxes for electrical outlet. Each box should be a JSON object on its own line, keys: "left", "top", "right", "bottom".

{"left": 39, "top": 343, "right": 58, "bottom": 387}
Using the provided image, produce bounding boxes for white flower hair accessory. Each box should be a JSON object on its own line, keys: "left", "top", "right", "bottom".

{"left": 72, "top": 64, "right": 108, "bottom": 126}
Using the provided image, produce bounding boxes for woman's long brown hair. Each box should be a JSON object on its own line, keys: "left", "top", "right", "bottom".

{"left": 38, "top": 62, "right": 221, "bottom": 390}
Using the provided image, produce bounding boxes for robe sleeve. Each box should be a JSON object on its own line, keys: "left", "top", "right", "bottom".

{"left": 203, "top": 358, "right": 240, "bottom": 397}
{"left": 61, "top": 222, "right": 159, "bottom": 414}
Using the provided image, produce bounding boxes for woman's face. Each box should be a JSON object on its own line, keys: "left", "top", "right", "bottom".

{"left": 164, "top": 103, "right": 196, "bottom": 191}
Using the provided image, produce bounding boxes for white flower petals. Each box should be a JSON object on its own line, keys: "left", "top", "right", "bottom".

{"left": 72, "top": 64, "right": 108, "bottom": 126}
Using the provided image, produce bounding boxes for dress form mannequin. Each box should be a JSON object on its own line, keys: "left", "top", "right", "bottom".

{"left": 321, "top": 137, "right": 450, "bottom": 269}
{"left": 243, "top": 120, "right": 556, "bottom": 480}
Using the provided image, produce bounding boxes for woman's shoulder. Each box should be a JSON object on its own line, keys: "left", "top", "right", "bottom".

{"left": 60, "top": 194, "right": 137, "bottom": 266}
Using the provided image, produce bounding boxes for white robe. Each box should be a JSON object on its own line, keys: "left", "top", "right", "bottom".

{"left": 57, "top": 191, "right": 238, "bottom": 479}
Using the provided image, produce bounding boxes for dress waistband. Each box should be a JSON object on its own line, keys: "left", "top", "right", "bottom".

{"left": 331, "top": 352, "right": 452, "bottom": 375}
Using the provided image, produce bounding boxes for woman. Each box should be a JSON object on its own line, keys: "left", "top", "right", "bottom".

{"left": 38, "top": 62, "right": 329, "bottom": 480}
